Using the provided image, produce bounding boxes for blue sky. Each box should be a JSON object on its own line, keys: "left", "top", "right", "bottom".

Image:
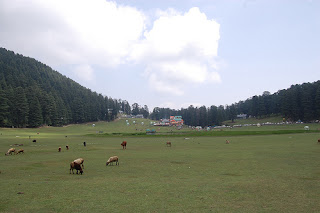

{"left": 1, "top": 0, "right": 319, "bottom": 110}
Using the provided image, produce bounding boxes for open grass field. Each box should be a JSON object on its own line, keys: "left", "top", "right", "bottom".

{"left": 1, "top": 119, "right": 320, "bottom": 212}
{"left": 223, "top": 115, "right": 285, "bottom": 126}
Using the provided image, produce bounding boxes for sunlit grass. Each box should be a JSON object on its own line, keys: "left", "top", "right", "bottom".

{"left": 1, "top": 120, "right": 320, "bottom": 212}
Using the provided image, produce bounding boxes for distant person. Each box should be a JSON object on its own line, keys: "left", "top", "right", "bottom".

{"left": 83, "top": 142, "right": 86, "bottom": 147}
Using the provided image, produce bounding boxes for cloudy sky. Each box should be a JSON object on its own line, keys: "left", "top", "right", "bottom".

{"left": 1, "top": 0, "right": 319, "bottom": 110}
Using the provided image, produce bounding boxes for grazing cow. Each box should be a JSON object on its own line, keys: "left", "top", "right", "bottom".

{"left": 73, "top": 158, "right": 84, "bottom": 169}
{"left": 66, "top": 145, "right": 69, "bottom": 150}
{"left": 226, "top": 140, "right": 230, "bottom": 144}
{"left": 70, "top": 162, "right": 83, "bottom": 175}
{"left": 121, "top": 141, "right": 127, "bottom": 149}
{"left": 58, "top": 147, "right": 61, "bottom": 152}
{"left": 83, "top": 142, "right": 86, "bottom": 147}
{"left": 318, "top": 139, "right": 320, "bottom": 143}
{"left": 17, "top": 149, "right": 24, "bottom": 154}
{"left": 32, "top": 140, "right": 36, "bottom": 143}
{"left": 166, "top": 141, "right": 171, "bottom": 147}
{"left": 106, "top": 156, "right": 119, "bottom": 166}
{"left": 5, "top": 148, "right": 16, "bottom": 156}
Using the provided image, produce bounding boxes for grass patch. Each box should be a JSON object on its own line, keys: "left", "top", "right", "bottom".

{"left": 88, "top": 129, "right": 319, "bottom": 138}
{"left": 223, "top": 115, "right": 284, "bottom": 126}
{"left": 1, "top": 120, "right": 320, "bottom": 212}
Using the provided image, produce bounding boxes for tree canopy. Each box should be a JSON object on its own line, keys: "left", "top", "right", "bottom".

{"left": 150, "top": 82, "right": 320, "bottom": 127}
{"left": 1, "top": 47, "right": 319, "bottom": 128}
{"left": 0, "top": 48, "right": 131, "bottom": 127}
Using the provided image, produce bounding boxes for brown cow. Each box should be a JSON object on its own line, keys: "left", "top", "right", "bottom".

{"left": 166, "top": 141, "right": 171, "bottom": 147}
{"left": 5, "top": 148, "right": 16, "bottom": 156}
{"left": 226, "top": 140, "right": 230, "bottom": 144}
{"left": 73, "top": 158, "right": 84, "bottom": 169}
{"left": 121, "top": 141, "right": 127, "bottom": 149}
{"left": 70, "top": 162, "right": 83, "bottom": 175}
{"left": 17, "top": 149, "right": 24, "bottom": 154}
{"left": 106, "top": 156, "right": 119, "bottom": 166}
{"left": 318, "top": 139, "right": 320, "bottom": 143}
{"left": 58, "top": 147, "right": 61, "bottom": 152}
{"left": 66, "top": 145, "right": 69, "bottom": 150}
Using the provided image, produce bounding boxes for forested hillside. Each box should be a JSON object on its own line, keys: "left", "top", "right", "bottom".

{"left": 0, "top": 48, "right": 131, "bottom": 127}
{"left": 1, "top": 47, "right": 319, "bottom": 128}
{"left": 150, "top": 82, "right": 320, "bottom": 126}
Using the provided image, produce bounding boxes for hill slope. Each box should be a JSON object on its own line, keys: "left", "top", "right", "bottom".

{"left": 150, "top": 81, "right": 320, "bottom": 126}
{"left": 0, "top": 48, "right": 130, "bottom": 127}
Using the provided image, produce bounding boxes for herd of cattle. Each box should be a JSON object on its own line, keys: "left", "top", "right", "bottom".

{"left": 7, "top": 138, "right": 320, "bottom": 175}
{"left": 69, "top": 155, "right": 119, "bottom": 175}
{"left": 4, "top": 140, "right": 131, "bottom": 175}
{"left": 5, "top": 148, "right": 24, "bottom": 155}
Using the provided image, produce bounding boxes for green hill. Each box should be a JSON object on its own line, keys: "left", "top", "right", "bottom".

{"left": 0, "top": 48, "right": 130, "bottom": 128}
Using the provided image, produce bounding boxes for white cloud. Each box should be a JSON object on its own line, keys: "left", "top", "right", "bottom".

{"left": 0, "top": 0, "right": 145, "bottom": 75}
{"left": 130, "top": 7, "right": 221, "bottom": 95}
{"left": 148, "top": 73, "right": 184, "bottom": 96}
{"left": 73, "top": 64, "right": 94, "bottom": 82}
{"left": 0, "top": 1, "right": 221, "bottom": 96}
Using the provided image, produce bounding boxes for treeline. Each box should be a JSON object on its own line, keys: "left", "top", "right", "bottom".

{"left": 1, "top": 48, "right": 319, "bottom": 128}
{"left": 0, "top": 48, "right": 132, "bottom": 127}
{"left": 131, "top": 103, "right": 149, "bottom": 118}
{"left": 150, "top": 81, "right": 320, "bottom": 127}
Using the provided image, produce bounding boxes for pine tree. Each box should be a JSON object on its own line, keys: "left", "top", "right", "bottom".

{"left": 301, "top": 84, "right": 315, "bottom": 122}
{"left": 290, "top": 86, "right": 302, "bottom": 121}
{"left": 199, "top": 106, "right": 208, "bottom": 127}
{"left": 216, "top": 105, "right": 225, "bottom": 125}
{"left": 151, "top": 107, "right": 160, "bottom": 120}
{"left": 28, "top": 94, "right": 43, "bottom": 127}
{"left": 0, "top": 89, "right": 9, "bottom": 126}
{"left": 250, "top": 96, "right": 259, "bottom": 118}
{"left": 229, "top": 104, "right": 237, "bottom": 122}
{"left": 208, "top": 105, "right": 218, "bottom": 126}
{"left": 315, "top": 85, "right": 320, "bottom": 120}
{"left": 279, "top": 90, "right": 291, "bottom": 120}
{"left": 5, "top": 86, "right": 14, "bottom": 127}
{"left": 54, "top": 96, "right": 68, "bottom": 126}
{"left": 12, "top": 87, "right": 29, "bottom": 127}
{"left": 142, "top": 105, "right": 149, "bottom": 118}
{"left": 72, "top": 96, "right": 85, "bottom": 123}
{"left": 131, "top": 103, "right": 140, "bottom": 115}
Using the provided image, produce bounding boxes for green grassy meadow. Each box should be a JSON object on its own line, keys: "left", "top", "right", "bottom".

{"left": 1, "top": 119, "right": 320, "bottom": 212}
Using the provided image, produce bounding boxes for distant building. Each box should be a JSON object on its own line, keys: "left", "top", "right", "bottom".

{"left": 154, "top": 116, "right": 184, "bottom": 126}
{"left": 170, "top": 116, "right": 184, "bottom": 126}
{"left": 154, "top": 119, "right": 170, "bottom": 126}
{"left": 237, "top": 114, "right": 247, "bottom": 119}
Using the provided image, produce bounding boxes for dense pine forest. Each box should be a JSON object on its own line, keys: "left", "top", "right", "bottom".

{"left": 150, "top": 81, "right": 320, "bottom": 126}
{"left": 0, "top": 48, "right": 131, "bottom": 127}
{"left": 1, "top": 47, "right": 319, "bottom": 128}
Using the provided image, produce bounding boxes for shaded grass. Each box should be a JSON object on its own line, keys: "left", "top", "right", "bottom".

{"left": 223, "top": 115, "right": 284, "bottom": 126}
{"left": 88, "top": 129, "right": 320, "bottom": 138}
